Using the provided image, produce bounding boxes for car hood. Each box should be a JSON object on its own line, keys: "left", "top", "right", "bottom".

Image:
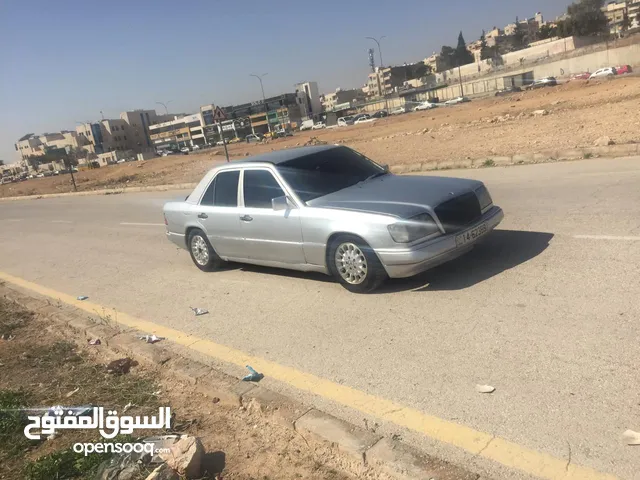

{"left": 307, "top": 174, "right": 482, "bottom": 218}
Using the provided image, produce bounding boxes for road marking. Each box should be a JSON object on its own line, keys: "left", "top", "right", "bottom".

{"left": 0, "top": 270, "right": 617, "bottom": 480}
{"left": 51, "top": 220, "right": 73, "bottom": 224}
{"left": 574, "top": 234, "right": 640, "bottom": 241}
{"left": 120, "top": 222, "right": 165, "bottom": 227}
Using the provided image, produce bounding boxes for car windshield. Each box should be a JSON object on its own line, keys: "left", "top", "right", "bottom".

{"left": 276, "top": 147, "right": 386, "bottom": 202}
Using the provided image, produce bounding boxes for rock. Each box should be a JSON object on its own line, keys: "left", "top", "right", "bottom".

{"left": 594, "top": 136, "right": 614, "bottom": 146}
{"left": 145, "top": 464, "right": 180, "bottom": 480}
{"left": 421, "top": 128, "right": 429, "bottom": 134}
{"left": 532, "top": 109, "right": 548, "bottom": 116}
{"left": 210, "top": 150, "right": 221, "bottom": 156}
{"left": 551, "top": 100, "right": 562, "bottom": 105}
{"left": 106, "top": 358, "right": 138, "bottom": 375}
{"left": 244, "top": 153, "right": 249, "bottom": 156}
{"left": 159, "top": 435, "right": 204, "bottom": 479}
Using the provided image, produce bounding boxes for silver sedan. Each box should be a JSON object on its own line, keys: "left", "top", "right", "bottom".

{"left": 163, "top": 145, "right": 503, "bottom": 293}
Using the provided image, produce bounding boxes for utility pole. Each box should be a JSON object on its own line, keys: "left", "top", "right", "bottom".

{"left": 458, "top": 62, "right": 464, "bottom": 98}
{"left": 216, "top": 120, "right": 230, "bottom": 162}
{"left": 250, "top": 73, "right": 271, "bottom": 133}
{"left": 366, "top": 36, "right": 388, "bottom": 112}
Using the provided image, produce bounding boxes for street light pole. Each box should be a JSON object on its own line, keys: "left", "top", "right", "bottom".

{"left": 366, "top": 36, "right": 388, "bottom": 112}
{"left": 155, "top": 101, "right": 172, "bottom": 115}
{"left": 250, "top": 73, "right": 271, "bottom": 133}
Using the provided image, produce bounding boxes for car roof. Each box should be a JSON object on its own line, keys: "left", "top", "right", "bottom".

{"left": 230, "top": 144, "right": 340, "bottom": 166}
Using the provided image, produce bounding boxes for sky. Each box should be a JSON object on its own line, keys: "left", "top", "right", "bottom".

{"left": 0, "top": 0, "right": 572, "bottom": 164}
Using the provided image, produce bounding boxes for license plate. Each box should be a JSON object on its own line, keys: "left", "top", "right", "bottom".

{"left": 455, "top": 223, "right": 488, "bottom": 247}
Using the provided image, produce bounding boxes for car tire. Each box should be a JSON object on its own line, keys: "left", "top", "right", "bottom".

{"left": 187, "top": 229, "right": 224, "bottom": 272}
{"left": 328, "top": 235, "right": 388, "bottom": 293}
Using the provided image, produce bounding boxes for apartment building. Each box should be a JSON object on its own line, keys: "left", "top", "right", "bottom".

{"left": 120, "top": 109, "right": 172, "bottom": 150}
{"left": 602, "top": 1, "right": 640, "bottom": 34}
{"left": 295, "top": 81, "right": 322, "bottom": 119}
{"left": 14, "top": 131, "right": 85, "bottom": 161}
{"left": 365, "top": 65, "right": 418, "bottom": 98}
{"left": 322, "top": 88, "right": 365, "bottom": 111}
{"left": 148, "top": 113, "right": 205, "bottom": 150}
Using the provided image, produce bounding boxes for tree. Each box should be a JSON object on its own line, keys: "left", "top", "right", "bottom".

{"left": 454, "top": 31, "right": 474, "bottom": 66}
{"left": 513, "top": 21, "right": 528, "bottom": 49}
{"left": 480, "top": 30, "right": 492, "bottom": 60}
{"left": 621, "top": 9, "right": 631, "bottom": 32}
{"left": 440, "top": 45, "right": 456, "bottom": 70}
{"left": 561, "top": 0, "right": 608, "bottom": 37}
{"left": 538, "top": 24, "right": 558, "bottom": 39}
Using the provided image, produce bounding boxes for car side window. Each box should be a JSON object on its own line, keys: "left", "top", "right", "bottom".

{"left": 200, "top": 170, "right": 239, "bottom": 207}
{"left": 243, "top": 170, "right": 285, "bottom": 208}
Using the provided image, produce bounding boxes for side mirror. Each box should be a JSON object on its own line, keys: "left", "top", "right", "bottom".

{"left": 382, "top": 164, "right": 390, "bottom": 172}
{"left": 272, "top": 196, "right": 293, "bottom": 211}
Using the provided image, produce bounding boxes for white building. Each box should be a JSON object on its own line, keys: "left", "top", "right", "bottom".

{"left": 295, "top": 81, "right": 322, "bottom": 120}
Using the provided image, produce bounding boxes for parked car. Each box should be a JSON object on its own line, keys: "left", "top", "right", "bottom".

{"left": 390, "top": 106, "right": 407, "bottom": 115}
{"left": 117, "top": 159, "right": 127, "bottom": 163}
{"left": 494, "top": 86, "right": 522, "bottom": 96}
{"left": 311, "top": 122, "right": 326, "bottom": 130}
{"left": 570, "top": 72, "right": 591, "bottom": 81}
{"left": 192, "top": 145, "right": 201, "bottom": 150}
{"left": 525, "top": 77, "right": 558, "bottom": 90}
{"left": 246, "top": 134, "right": 262, "bottom": 143}
{"left": 371, "top": 110, "right": 388, "bottom": 119}
{"left": 215, "top": 139, "right": 227, "bottom": 146}
{"left": 615, "top": 65, "right": 632, "bottom": 75}
{"left": 163, "top": 145, "right": 503, "bottom": 293}
{"left": 229, "top": 138, "right": 242, "bottom": 144}
{"left": 444, "top": 96, "right": 471, "bottom": 106}
{"left": 275, "top": 128, "right": 293, "bottom": 137}
{"left": 36, "top": 173, "right": 45, "bottom": 178}
{"left": 589, "top": 67, "right": 616, "bottom": 80}
{"left": 337, "top": 116, "right": 355, "bottom": 127}
{"left": 413, "top": 101, "right": 437, "bottom": 111}
{"left": 354, "top": 115, "right": 375, "bottom": 125}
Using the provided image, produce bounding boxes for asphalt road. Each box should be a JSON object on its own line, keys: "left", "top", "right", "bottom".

{"left": 2, "top": 157, "right": 640, "bottom": 479}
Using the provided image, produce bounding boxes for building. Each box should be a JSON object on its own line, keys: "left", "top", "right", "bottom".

{"left": 119, "top": 110, "right": 173, "bottom": 151}
{"left": 322, "top": 88, "right": 365, "bottom": 111}
{"left": 365, "top": 65, "right": 425, "bottom": 98}
{"left": 424, "top": 53, "right": 448, "bottom": 73}
{"left": 294, "top": 81, "right": 322, "bottom": 119}
{"left": 148, "top": 113, "right": 205, "bottom": 150}
{"left": 207, "top": 93, "right": 304, "bottom": 136}
{"left": 75, "top": 119, "right": 134, "bottom": 155}
{"left": 14, "top": 131, "right": 89, "bottom": 162}
{"left": 602, "top": 1, "right": 640, "bottom": 34}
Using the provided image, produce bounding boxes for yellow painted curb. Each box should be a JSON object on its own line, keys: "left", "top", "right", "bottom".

{"left": 0, "top": 270, "right": 617, "bottom": 480}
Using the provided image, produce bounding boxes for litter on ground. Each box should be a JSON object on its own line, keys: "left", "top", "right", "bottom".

{"left": 139, "top": 334, "right": 164, "bottom": 344}
{"left": 475, "top": 384, "right": 496, "bottom": 394}
{"left": 242, "top": 365, "right": 264, "bottom": 382}
{"left": 190, "top": 307, "right": 209, "bottom": 316}
{"left": 77, "top": 295, "right": 88, "bottom": 301}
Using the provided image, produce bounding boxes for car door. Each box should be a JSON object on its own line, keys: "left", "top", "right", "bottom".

{"left": 196, "top": 169, "right": 247, "bottom": 259}
{"left": 239, "top": 168, "right": 306, "bottom": 264}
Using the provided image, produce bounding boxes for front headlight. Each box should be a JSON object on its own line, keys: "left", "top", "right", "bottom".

{"left": 388, "top": 213, "right": 440, "bottom": 243}
{"left": 475, "top": 185, "right": 493, "bottom": 211}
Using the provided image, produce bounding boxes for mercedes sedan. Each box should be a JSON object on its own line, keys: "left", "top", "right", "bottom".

{"left": 163, "top": 145, "right": 503, "bottom": 293}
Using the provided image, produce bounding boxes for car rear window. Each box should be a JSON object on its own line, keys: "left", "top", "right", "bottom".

{"left": 200, "top": 170, "right": 239, "bottom": 207}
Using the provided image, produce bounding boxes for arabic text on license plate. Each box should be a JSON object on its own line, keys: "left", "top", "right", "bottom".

{"left": 456, "top": 223, "right": 488, "bottom": 247}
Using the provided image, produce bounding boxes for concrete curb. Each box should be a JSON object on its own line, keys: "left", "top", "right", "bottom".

{"left": 2, "top": 143, "right": 638, "bottom": 202}
{"left": 0, "top": 283, "right": 482, "bottom": 480}
{"left": 0, "top": 182, "right": 197, "bottom": 202}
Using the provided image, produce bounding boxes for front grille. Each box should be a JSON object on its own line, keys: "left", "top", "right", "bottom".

{"left": 434, "top": 192, "right": 481, "bottom": 233}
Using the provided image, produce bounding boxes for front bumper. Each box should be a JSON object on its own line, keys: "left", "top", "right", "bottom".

{"left": 376, "top": 206, "right": 504, "bottom": 278}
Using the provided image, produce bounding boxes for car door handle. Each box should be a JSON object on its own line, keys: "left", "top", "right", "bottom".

{"left": 197, "top": 213, "right": 208, "bottom": 219}
{"left": 240, "top": 215, "right": 253, "bottom": 222}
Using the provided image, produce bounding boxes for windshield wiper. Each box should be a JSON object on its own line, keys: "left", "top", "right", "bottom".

{"left": 363, "top": 171, "right": 387, "bottom": 182}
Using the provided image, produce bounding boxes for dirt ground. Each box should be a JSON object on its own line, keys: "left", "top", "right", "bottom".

{"left": 3, "top": 75, "right": 640, "bottom": 198}
{"left": 0, "top": 298, "right": 383, "bottom": 480}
